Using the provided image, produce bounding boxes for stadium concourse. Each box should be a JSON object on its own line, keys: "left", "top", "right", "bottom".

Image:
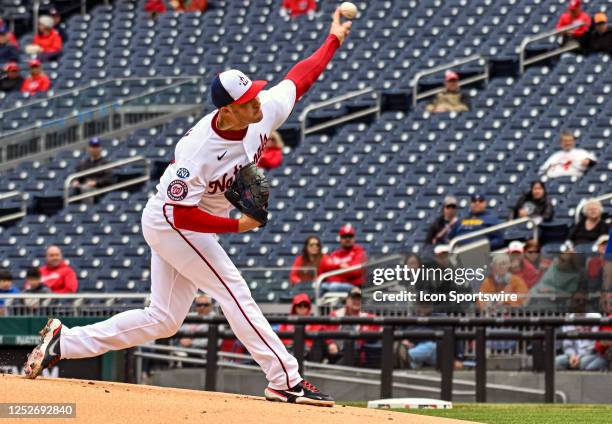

{"left": 0, "top": 374, "right": 471, "bottom": 423}
{"left": 0, "top": 0, "right": 610, "bottom": 304}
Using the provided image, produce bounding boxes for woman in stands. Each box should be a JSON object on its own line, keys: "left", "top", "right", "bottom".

{"left": 510, "top": 180, "right": 554, "bottom": 222}
{"left": 289, "top": 236, "right": 330, "bottom": 284}
{"left": 568, "top": 199, "right": 610, "bottom": 247}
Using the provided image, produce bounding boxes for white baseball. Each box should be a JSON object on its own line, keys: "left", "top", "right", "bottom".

{"left": 340, "top": 2, "right": 358, "bottom": 19}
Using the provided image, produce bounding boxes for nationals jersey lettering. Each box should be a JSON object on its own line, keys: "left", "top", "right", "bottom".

{"left": 153, "top": 80, "right": 296, "bottom": 217}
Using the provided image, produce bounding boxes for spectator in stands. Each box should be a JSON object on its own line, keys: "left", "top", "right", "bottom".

{"left": 21, "top": 59, "right": 51, "bottom": 95}
{"left": 587, "top": 235, "right": 610, "bottom": 293}
{"left": 71, "top": 138, "right": 114, "bottom": 202}
{"left": 325, "top": 287, "right": 382, "bottom": 366}
{"left": 592, "top": 292, "right": 612, "bottom": 370}
{"left": 0, "top": 269, "right": 19, "bottom": 314}
{"left": 511, "top": 240, "right": 551, "bottom": 289}
{"left": 556, "top": 0, "right": 591, "bottom": 40}
{"left": 425, "top": 195, "right": 459, "bottom": 245}
{"left": 169, "top": 0, "right": 208, "bottom": 12}
{"left": 0, "top": 62, "right": 23, "bottom": 92}
{"left": 530, "top": 248, "right": 587, "bottom": 309}
{"left": 40, "top": 245, "right": 78, "bottom": 293}
{"left": 0, "top": 18, "right": 19, "bottom": 47}
{"left": 538, "top": 131, "right": 597, "bottom": 179}
{"left": 319, "top": 224, "right": 368, "bottom": 293}
{"left": 478, "top": 253, "right": 529, "bottom": 310}
{"left": 49, "top": 9, "right": 68, "bottom": 43}
{"left": 145, "top": 0, "right": 167, "bottom": 19}
{"left": 556, "top": 312, "right": 604, "bottom": 370}
{"left": 22, "top": 267, "right": 50, "bottom": 309}
{"left": 0, "top": 26, "right": 19, "bottom": 65}
{"left": 448, "top": 193, "right": 504, "bottom": 250}
{"left": 568, "top": 198, "right": 610, "bottom": 247}
{"left": 425, "top": 71, "right": 470, "bottom": 114}
{"left": 510, "top": 181, "right": 554, "bottom": 223}
{"left": 177, "top": 294, "right": 214, "bottom": 348}
{"left": 26, "top": 15, "right": 62, "bottom": 62}
{"left": 257, "top": 131, "right": 284, "bottom": 171}
{"left": 278, "top": 293, "right": 320, "bottom": 357}
{"left": 582, "top": 12, "right": 612, "bottom": 54}
{"left": 289, "top": 235, "right": 330, "bottom": 284}
{"left": 281, "top": 0, "right": 317, "bottom": 18}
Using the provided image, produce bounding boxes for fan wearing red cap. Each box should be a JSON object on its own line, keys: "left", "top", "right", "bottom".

{"left": 425, "top": 70, "right": 470, "bottom": 113}
{"left": 556, "top": 0, "right": 592, "bottom": 38}
{"left": 21, "top": 59, "right": 51, "bottom": 95}
{"left": 277, "top": 293, "right": 322, "bottom": 352}
{"left": 318, "top": 224, "right": 368, "bottom": 291}
{"left": 0, "top": 62, "right": 24, "bottom": 93}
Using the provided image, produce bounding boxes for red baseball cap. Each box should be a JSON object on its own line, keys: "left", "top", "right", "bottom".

{"left": 338, "top": 224, "right": 355, "bottom": 236}
{"left": 28, "top": 58, "right": 42, "bottom": 68}
{"left": 4, "top": 62, "right": 19, "bottom": 72}
{"left": 569, "top": 0, "right": 581, "bottom": 10}
{"left": 445, "top": 70, "right": 459, "bottom": 81}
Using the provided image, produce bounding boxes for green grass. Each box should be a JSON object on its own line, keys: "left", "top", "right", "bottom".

{"left": 343, "top": 402, "right": 612, "bottom": 423}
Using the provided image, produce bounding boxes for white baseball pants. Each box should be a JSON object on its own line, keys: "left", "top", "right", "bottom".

{"left": 59, "top": 200, "right": 301, "bottom": 390}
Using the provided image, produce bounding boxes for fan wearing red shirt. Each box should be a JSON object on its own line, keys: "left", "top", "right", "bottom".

{"left": 257, "top": 130, "right": 284, "bottom": 171}
{"left": 31, "top": 15, "right": 62, "bottom": 61}
{"left": 282, "top": 0, "right": 317, "bottom": 18}
{"left": 278, "top": 293, "right": 321, "bottom": 353}
{"left": 39, "top": 245, "right": 78, "bottom": 293}
{"left": 318, "top": 224, "right": 368, "bottom": 293}
{"left": 21, "top": 59, "right": 51, "bottom": 94}
{"left": 289, "top": 236, "right": 331, "bottom": 284}
{"left": 145, "top": 0, "right": 167, "bottom": 19}
{"left": 556, "top": 0, "right": 592, "bottom": 38}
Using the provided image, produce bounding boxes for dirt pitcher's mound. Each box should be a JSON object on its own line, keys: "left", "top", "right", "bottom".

{"left": 0, "top": 374, "right": 476, "bottom": 424}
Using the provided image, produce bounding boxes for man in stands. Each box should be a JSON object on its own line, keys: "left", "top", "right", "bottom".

{"left": 556, "top": 0, "right": 591, "bottom": 40}
{"left": 22, "top": 267, "right": 50, "bottom": 309}
{"left": 278, "top": 293, "right": 320, "bottom": 358}
{"left": 319, "top": 224, "right": 368, "bottom": 293}
{"left": 26, "top": 15, "right": 62, "bottom": 62}
{"left": 426, "top": 70, "right": 470, "bottom": 113}
{"left": 538, "top": 130, "right": 597, "bottom": 179}
{"left": 177, "top": 294, "right": 215, "bottom": 349}
{"left": 0, "top": 269, "right": 19, "bottom": 315}
{"left": 70, "top": 138, "right": 114, "bottom": 202}
{"left": 583, "top": 12, "right": 612, "bottom": 54}
{"left": 325, "top": 287, "right": 381, "bottom": 366}
{"left": 21, "top": 59, "right": 51, "bottom": 95}
{"left": 0, "top": 18, "right": 18, "bottom": 47}
{"left": 281, "top": 0, "right": 317, "bottom": 18}
{"left": 448, "top": 193, "right": 504, "bottom": 250}
{"left": 257, "top": 130, "right": 284, "bottom": 171}
{"left": 0, "top": 62, "right": 23, "bottom": 92}
{"left": 0, "top": 26, "right": 19, "bottom": 65}
{"left": 39, "top": 245, "right": 78, "bottom": 293}
{"left": 425, "top": 195, "right": 459, "bottom": 246}
{"left": 49, "top": 9, "right": 68, "bottom": 43}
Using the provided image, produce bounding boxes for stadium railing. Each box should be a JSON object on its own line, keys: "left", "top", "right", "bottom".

{"left": 0, "top": 76, "right": 203, "bottom": 169}
{"left": 518, "top": 22, "right": 583, "bottom": 74}
{"left": 299, "top": 87, "right": 380, "bottom": 141}
{"left": 448, "top": 216, "right": 539, "bottom": 252}
{"left": 176, "top": 314, "right": 612, "bottom": 403}
{"left": 573, "top": 192, "right": 612, "bottom": 224}
{"left": 63, "top": 155, "right": 150, "bottom": 206}
{"left": 411, "top": 54, "right": 489, "bottom": 107}
{"left": 0, "top": 190, "right": 27, "bottom": 224}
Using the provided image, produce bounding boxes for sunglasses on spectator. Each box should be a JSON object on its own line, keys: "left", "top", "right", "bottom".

{"left": 341, "top": 234, "right": 355, "bottom": 239}
{"left": 445, "top": 204, "right": 457, "bottom": 209}
{"left": 295, "top": 302, "right": 310, "bottom": 308}
{"left": 196, "top": 302, "right": 212, "bottom": 307}
{"left": 308, "top": 242, "right": 320, "bottom": 247}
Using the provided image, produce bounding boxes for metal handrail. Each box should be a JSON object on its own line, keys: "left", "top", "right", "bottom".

{"left": 0, "top": 77, "right": 202, "bottom": 140}
{"left": 574, "top": 192, "right": 612, "bottom": 224}
{"left": 518, "top": 22, "right": 583, "bottom": 74}
{"left": 63, "top": 155, "right": 150, "bottom": 206}
{"left": 449, "top": 216, "right": 538, "bottom": 252}
{"left": 299, "top": 87, "right": 380, "bottom": 141}
{"left": 0, "top": 293, "right": 149, "bottom": 299}
{"left": 0, "top": 190, "right": 27, "bottom": 224}
{"left": 313, "top": 253, "right": 405, "bottom": 314}
{"left": 411, "top": 54, "right": 488, "bottom": 107}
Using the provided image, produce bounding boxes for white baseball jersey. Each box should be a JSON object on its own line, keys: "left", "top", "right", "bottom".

{"left": 152, "top": 80, "right": 296, "bottom": 217}
{"left": 539, "top": 148, "right": 597, "bottom": 179}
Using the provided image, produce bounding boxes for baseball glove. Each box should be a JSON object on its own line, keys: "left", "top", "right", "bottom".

{"left": 224, "top": 162, "right": 270, "bottom": 226}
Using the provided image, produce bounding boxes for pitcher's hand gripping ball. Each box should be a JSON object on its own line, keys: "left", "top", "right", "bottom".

{"left": 224, "top": 163, "right": 270, "bottom": 226}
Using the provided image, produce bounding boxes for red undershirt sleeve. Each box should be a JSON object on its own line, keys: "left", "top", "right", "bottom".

{"left": 171, "top": 204, "right": 239, "bottom": 233}
{"left": 284, "top": 34, "right": 340, "bottom": 100}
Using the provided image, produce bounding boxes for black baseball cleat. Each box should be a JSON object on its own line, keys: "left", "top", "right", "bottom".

{"left": 264, "top": 380, "right": 334, "bottom": 407}
{"left": 23, "top": 318, "right": 62, "bottom": 379}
